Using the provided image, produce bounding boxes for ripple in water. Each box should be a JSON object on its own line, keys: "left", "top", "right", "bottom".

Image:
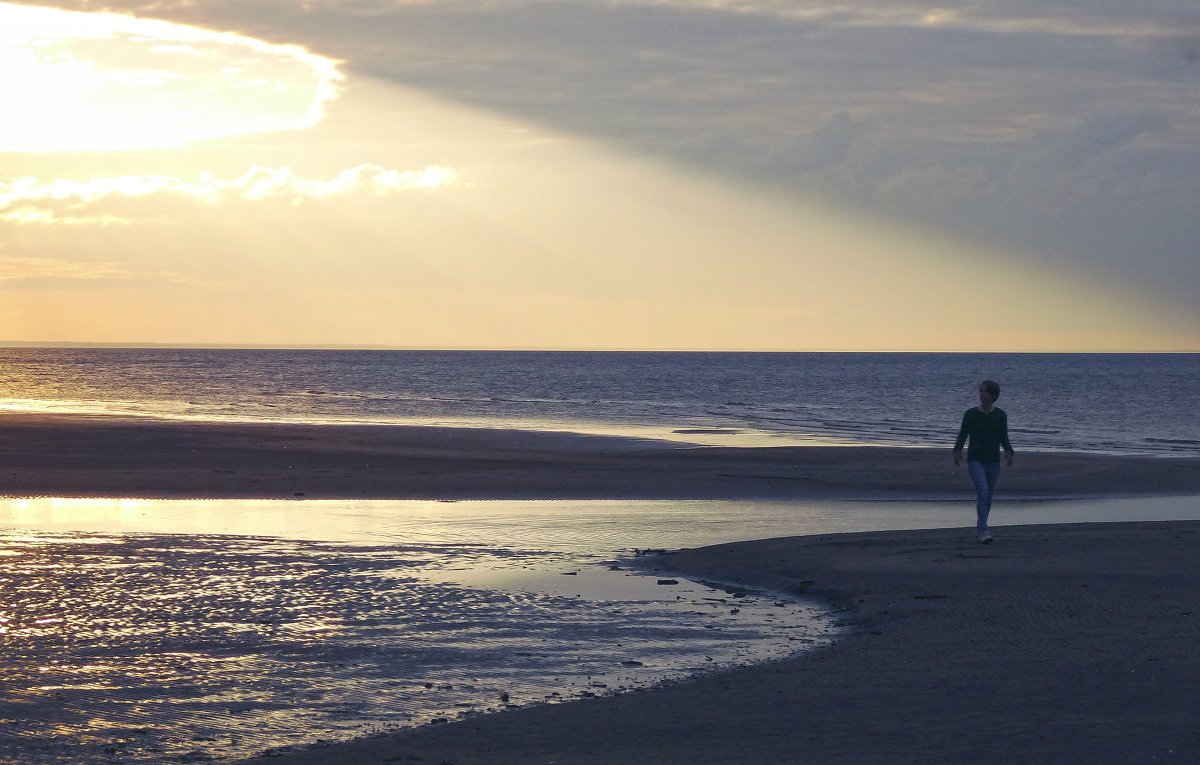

{"left": 0, "top": 532, "right": 831, "bottom": 763}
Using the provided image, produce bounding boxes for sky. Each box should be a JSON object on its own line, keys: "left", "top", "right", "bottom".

{"left": 1, "top": 0, "right": 1198, "bottom": 351}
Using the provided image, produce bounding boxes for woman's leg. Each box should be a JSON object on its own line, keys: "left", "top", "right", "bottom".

{"left": 967, "top": 460, "right": 1000, "bottom": 532}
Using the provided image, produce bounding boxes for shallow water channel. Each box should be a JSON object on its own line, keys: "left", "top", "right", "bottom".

{"left": 2, "top": 495, "right": 1196, "bottom": 763}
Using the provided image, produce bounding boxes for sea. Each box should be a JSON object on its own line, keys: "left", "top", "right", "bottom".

{"left": 1, "top": 348, "right": 1197, "bottom": 454}
{"left": 1, "top": 350, "right": 1198, "bottom": 763}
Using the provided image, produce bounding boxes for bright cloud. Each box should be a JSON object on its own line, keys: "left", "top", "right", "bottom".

{"left": 0, "top": 165, "right": 460, "bottom": 224}
{"left": 0, "top": 2, "right": 343, "bottom": 151}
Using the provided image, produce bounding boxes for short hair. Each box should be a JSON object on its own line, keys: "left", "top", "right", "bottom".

{"left": 981, "top": 380, "right": 1001, "bottom": 400}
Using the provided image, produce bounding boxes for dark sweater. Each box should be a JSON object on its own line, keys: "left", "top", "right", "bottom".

{"left": 954, "top": 407, "right": 1014, "bottom": 463}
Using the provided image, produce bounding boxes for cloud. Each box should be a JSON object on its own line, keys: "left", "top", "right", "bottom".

{"left": 11, "top": 0, "right": 1200, "bottom": 335}
{"left": 0, "top": 1, "right": 344, "bottom": 151}
{"left": 1029, "top": 107, "right": 1173, "bottom": 171}
{"left": 0, "top": 165, "right": 461, "bottom": 224}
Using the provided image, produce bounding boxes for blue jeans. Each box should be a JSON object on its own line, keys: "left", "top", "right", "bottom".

{"left": 967, "top": 460, "right": 1001, "bottom": 532}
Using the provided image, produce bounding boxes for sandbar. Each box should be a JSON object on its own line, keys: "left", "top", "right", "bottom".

{"left": 2, "top": 413, "right": 1199, "bottom": 499}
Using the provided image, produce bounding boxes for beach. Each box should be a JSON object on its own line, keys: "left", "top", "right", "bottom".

{"left": 3, "top": 413, "right": 1200, "bottom": 500}
{"left": 245, "top": 521, "right": 1200, "bottom": 765}
{"left": 3, "top": 414, "right": 1200, "bottom": 763}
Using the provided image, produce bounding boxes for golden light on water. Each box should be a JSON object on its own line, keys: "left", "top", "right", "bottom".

{"left": 0, "top": 2, "right": 343, "bottom": 152}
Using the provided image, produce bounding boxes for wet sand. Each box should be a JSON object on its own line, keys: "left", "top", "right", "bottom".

{"left": 4, "top": 414, "right": 1200, "bottom": 763}
{"left": 245, "top": 521, "right": 1200, "bottom": 765}
{"left": 3, "top": 413, "right": 1200, "bottom": 500}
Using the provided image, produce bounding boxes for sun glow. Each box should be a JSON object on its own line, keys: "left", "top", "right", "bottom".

{"left": 0, "top": 2, "right": 343, "bottom": 152}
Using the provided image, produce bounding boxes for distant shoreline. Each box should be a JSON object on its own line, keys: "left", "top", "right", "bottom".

{"left": 3, "top": 412, "right": 1199, "bottom": 500}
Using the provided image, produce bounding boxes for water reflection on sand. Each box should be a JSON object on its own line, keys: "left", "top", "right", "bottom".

{"left": 1, "top": 495, "right": 1196, "bottom": 763}
{"left": 1, "top": 498, "right": 843, "bottom": 763}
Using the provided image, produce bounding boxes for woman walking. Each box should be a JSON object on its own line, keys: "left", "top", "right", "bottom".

{"left": 953, "top": 380, "right": 1014, "bottom": 544}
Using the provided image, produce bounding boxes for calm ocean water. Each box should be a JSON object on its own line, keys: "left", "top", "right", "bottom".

{"left": 0, "top": 348, "right": 1197, "bottom": 455}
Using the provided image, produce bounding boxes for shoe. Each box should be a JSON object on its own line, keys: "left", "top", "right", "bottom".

{"left": 977, "top": 530, "right": 994, "bottom": 544}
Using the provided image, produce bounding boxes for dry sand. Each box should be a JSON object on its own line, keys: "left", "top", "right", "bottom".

{"left": 4, "top": 414, "right": 1200, "bottom": 763}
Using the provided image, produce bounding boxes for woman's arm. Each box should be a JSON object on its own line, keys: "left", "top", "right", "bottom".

{"left": 1000, "top": 410, "right": 1014, "bottom": 466}
{"left": 953, "top": 410, "right": 970, "bottom": 465}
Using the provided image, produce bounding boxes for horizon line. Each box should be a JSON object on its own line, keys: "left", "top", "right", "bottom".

{"left": 1, "top": 342, "right": 1197, "bottom": 354}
